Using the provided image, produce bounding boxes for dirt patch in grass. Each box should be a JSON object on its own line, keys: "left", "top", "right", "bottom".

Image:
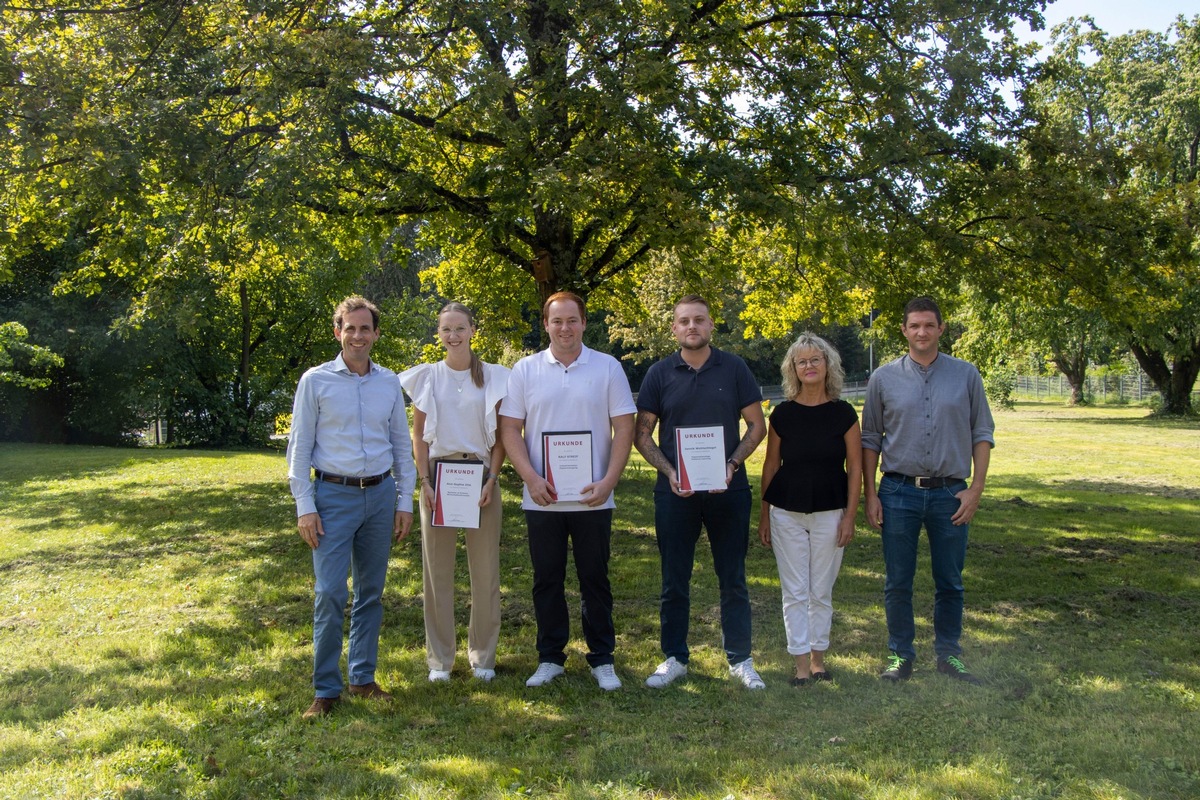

{"left": 1049, "top": 478, "right": 1199, "bottom": 501}
{"left": 0, "top": 616, "right": 39, "bottom": 631}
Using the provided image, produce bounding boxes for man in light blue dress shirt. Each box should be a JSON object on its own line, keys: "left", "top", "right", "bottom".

{"left": 286, "top": 296, "right": 417, "bottom": 719}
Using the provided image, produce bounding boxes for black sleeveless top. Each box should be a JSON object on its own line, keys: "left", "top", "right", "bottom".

{"left": 762, "top": 399, "right": 858, "bottom": 513}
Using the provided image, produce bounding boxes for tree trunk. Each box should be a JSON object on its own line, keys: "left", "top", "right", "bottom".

{"left": 1129, "top": 339, "right": 1200, "bottom": 415}
{"left": 1051, "top": 347, "right": 1089, "bottom": 406}
{"left": 238, "top": 280, "right": 253, "bottom": 445}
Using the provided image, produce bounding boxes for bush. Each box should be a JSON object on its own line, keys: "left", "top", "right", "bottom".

{"left": 983, "top": 365, "right": 1017, "bottom": 411}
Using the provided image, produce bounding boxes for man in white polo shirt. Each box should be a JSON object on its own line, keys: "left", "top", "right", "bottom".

{"left": 499, "top": 291, "right": 636, "bottom": 691}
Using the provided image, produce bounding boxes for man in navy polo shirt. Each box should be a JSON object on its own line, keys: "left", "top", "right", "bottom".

{"left": 634, "top": 295, "right": 767, "bottom": 689}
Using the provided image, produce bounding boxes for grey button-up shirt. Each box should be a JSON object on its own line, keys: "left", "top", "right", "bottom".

{"left": 861, "top": 353, "right": 994, "bottom": 480}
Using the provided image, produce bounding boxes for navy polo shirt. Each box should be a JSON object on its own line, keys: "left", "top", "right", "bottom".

{"left": 637, "top": 347, "right": 763, "bottom": 493}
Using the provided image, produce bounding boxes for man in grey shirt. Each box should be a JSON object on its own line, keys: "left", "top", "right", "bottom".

{"left": 861, "top": 296, "right": 994, "bottom": 684}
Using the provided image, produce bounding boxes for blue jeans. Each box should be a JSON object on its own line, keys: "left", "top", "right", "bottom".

{"left": 654, "top": 488, "right": 753, "bottom": 665}
{"left": 878, "top": 474, "right": 969, "bottom": 661}
{"left": 311, "top": 476, "right": 395, "bottom": 698}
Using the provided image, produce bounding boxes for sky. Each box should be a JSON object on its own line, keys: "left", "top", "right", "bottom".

{"left": 1018, "top": 0, "right": 1193, "bottom": 45}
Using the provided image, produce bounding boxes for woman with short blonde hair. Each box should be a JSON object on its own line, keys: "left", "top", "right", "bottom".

{"left": 759, "top": 332, "right": 861, "bottom": 685}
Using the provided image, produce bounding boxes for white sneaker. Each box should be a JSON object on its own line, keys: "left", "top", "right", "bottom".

{"left": 428, "top": 669, "right": 451, "bottom": 683}
{"left": 730, "top": 658, "right": 766, "bottom": 690}
{"left": 591, "top": 664, "right": 622, "bottom": 691}
{"left": 525, "top": 662, "right": 565, "bottom": 687}
{"left": 645, "top": 657, "right": 688, "bottom": 688}
{"left": 472, "top": 667, "right": 496, "bottom": 683}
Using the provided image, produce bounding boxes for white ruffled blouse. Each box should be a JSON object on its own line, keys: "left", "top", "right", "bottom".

{"left": 399, "top": 360, "right": 510, "bottom": 456}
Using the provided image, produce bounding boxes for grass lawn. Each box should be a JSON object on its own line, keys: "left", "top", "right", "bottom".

{"left": 1, "top": 401, "right": 1197, "bottom": 799}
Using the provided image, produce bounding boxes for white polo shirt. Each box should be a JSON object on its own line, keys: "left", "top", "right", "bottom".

{"left": 500, "top": 344, "right": 636, "bottom": 511}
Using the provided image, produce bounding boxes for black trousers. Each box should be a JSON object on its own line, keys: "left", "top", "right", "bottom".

{"left": 524, "top": 509, "right": 616, "bottom": 667}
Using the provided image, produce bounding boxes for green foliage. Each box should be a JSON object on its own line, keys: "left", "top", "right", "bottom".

{"left": 2, "top": 0, "right": 1042, "bottom": 316}
{"left": 368, "top": 291, "right": 445, "bottom": 373}
{"left": 978, "top": 16, "right": 1200, "bottom": 414}
{"left": 0, "top": 246, "right": 149, "bottom": 444}
{"left": 1, "top": 4, "right": 406, "bottom": 445}
{"left": 604, "top": 241, "right": 871, "bottom": 384}
{"left": 0, "top": 321, "right": 61, "bottom": 389}
{"left": 955, "top": 286, "right": 1122, "bottom": 407}
{"left": 982, "top": 363, "right": 1018, "bottom": 411}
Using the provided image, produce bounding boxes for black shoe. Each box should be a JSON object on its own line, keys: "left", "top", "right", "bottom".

{"left": 789, "top": 676, "right": 811, "bottom": 687}
{"left": 880, "top": 653, "right": 913, "bottom": 682}
{"left": 937, "top": 656, "right": 983, "bottom": 685}
{"left": 811, "top": 669, "right": 833, "bottom": 683}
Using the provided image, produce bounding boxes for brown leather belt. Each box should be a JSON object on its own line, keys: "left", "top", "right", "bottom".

{"left": 315, "top": 469, "right": 391, "bottom": 488}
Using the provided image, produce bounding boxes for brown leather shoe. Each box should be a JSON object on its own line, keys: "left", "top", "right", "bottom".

{"left": 302, "top": 696, "right": 340, "bottom": 719}
{"left": 348, "top": 681, "right": 393, "bottom": 701}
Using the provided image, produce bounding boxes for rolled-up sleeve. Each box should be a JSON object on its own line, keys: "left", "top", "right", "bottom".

{"left": 860, "top": 376, "right": 883, "bottom": 454}
{"left": 968, "top": 369, "right": 996, "bottom": 448}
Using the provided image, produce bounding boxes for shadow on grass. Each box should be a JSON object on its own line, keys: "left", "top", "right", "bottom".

{"left": 991, "top": 473, "right": 1200, "bottom": 502}
{"left": 0, "top": 443, "right": 265, "bottom": 485}
{"left": 1007, "top": 402, "right": 1200, "bottom": 430}
{"left": 2, "top": 444, "right": 1199, "bottom": 797}
{"left": 1070, "top": 415, "right": 1200, "bottom": 430}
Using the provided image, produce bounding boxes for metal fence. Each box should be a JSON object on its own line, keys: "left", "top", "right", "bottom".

{"left": 1014, "top": 373, "right": 1199, "bottom": 404}
{"left": 764, "top": 376, "right": 1195, "bottom": 405}
{"left": 761, "top": 382, "right": 867, "bottom": 403}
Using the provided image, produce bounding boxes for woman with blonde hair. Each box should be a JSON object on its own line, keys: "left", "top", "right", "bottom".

{"left": 400, "top": 303, "right": 509, "bottom": 682}
{"left": 759, "top": 332, "right": 861, "bottom": 685}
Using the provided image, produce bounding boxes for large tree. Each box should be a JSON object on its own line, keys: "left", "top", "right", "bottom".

{"left": 974, "top": 17, "right": 1200, "bottom": 414}
{"left": 3, "top": 0, "right": 1041, "bottom": 311}
{"left": 2, "top": 0, "right": 1051, "bottom": 441}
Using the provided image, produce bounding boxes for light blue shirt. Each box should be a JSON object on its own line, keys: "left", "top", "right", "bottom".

{"left": 286, "top": 353, "right": 417, "bottom": 517}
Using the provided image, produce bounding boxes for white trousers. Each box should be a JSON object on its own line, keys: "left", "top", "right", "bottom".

{"left": 768, "top": 506, "right": 845, "bottom": 654}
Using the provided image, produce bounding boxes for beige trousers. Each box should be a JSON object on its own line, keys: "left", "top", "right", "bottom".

{"left": 419, "top": 481, "right": 503, "bottom": 671}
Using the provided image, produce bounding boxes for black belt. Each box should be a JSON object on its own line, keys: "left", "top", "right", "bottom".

{"left": 885, "top": 473, "right": 961, "bottom": 489}
{"left": 315, "top": 469, "right": 391, "bottom": 488}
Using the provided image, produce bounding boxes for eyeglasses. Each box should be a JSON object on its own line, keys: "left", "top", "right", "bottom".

{"left": 794, "top": 356, "right": 825, "bottom": 368}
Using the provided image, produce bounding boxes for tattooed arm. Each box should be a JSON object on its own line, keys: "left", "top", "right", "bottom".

{"left": 634, "top": 409, "right": 691, "bottom": 496}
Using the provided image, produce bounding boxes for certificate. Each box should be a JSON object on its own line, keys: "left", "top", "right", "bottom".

{"left": 542, "top": 431, "right": 593, "bottom": 502}
{"left": 675, "top": 424, "right": 727, "bottom": 492}
{"left": 433, "top": 460, "right": 485, "bottom": 528}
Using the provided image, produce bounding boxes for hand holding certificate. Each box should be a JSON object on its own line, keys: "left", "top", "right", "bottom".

{"left": 675, "top": 424, "right": 727, "bottom": 492}
{"left": 542, "top": 431, "right": 594, "bottom": 503}
{"left": 433, "top": 461, "right": 485, "bottom": 528}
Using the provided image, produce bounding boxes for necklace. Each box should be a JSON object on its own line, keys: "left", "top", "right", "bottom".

{"left": 447, "top": 365, "right": 469, "bottom": 393}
